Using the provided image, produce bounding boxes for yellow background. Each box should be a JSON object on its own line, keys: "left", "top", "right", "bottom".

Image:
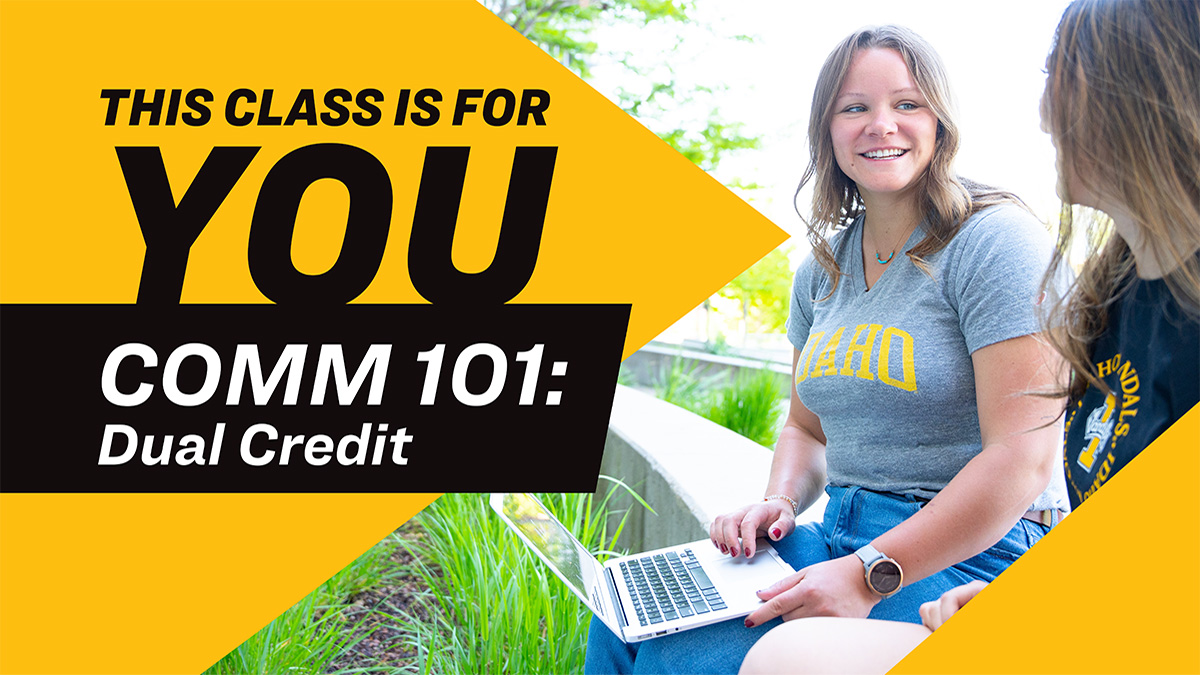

{"left": 0, "top": 1, "right": 784, "bottom": 672}
{"left": 893, "top": 404, "right": 1200, "bottom": 674}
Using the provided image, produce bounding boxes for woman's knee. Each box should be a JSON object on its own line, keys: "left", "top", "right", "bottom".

{"left": 739, "top": 618, "right": 835, "bottom": 675}
{"left": 739, "top": 617, "right": 931, "bottom": 675}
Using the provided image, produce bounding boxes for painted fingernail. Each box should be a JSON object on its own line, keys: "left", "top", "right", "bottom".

{"left": 744, "top": 618, "right": 755, "bottom": 628}
{"left": 712, "top": 539, "right": 719, "bottom": 550}
{"left": 771, "top": 528, "right": 781, "bottom": 539}
{"left": 731, "top": 548, "right": 738, "bottom": 557}
{"left": 720, "top": 544, "right": 727, "bottom": 553}
{"left": 744, "top": 547, "right": 752, "bottom": 557}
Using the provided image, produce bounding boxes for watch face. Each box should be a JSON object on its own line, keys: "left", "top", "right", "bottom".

{"left": 869, "top": 560, "right": 902, "bottom": 595}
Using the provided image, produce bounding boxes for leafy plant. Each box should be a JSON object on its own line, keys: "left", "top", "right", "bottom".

{"left": 705, "top": 332, "right": 733, "bottom": 356}
{"left": 650, "top": 355, "right": 786, "bottom": 449}
{"left": 703, "top": 366, "right": 785, "bottom": 449}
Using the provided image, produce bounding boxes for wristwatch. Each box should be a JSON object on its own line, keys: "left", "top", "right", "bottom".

{"left": 854, "top": 544, "right": 903, "bottom": 597}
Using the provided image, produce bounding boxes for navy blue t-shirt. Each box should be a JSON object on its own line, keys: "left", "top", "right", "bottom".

{"left": 1063, "top": 274, "right": 1200, "bottom": 508}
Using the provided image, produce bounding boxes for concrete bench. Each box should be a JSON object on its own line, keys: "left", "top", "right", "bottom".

{"left": 597, "top": 385, "right": 827, "bottom": 553}
{"left": 620, "top": 342, "right": 793, "bottom": 399}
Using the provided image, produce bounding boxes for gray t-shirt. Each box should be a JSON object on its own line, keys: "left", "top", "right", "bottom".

{"left": 786, "top": 204, "right": 1069, "bottom": 511}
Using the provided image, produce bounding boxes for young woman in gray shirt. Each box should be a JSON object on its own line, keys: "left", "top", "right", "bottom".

{"left": 586, "top": 24, "right": 1069, "bottom": 675}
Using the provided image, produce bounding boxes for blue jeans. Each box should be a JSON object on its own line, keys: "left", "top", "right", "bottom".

{"left": 584, "top": 485, "right": 1049, "bottom": 675}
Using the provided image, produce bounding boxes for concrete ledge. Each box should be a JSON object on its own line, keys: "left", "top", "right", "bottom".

{"left": 621, "top": 343, "right": 793, "bottom": 398}
{"left": 598, "top": 385, "right": 826, "bottom": 553}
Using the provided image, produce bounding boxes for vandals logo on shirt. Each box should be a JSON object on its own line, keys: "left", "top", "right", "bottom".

{"left": 1066, "top": 352, "right": 1143, "bottom": 502}
{"left": 1077, "top": 393, "right": 1116, "bottom": 471}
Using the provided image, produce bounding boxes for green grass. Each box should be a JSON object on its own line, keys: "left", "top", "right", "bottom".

{"left": 202, "top": 484, "right": 649, "bottom": 675}
{"left": 703, "top": 366, "right": 785, "bottom": 448}
{"left": 395, "top": 483, "right": 648, "bottom": 674}
{"left": 204, "top": 538, "right": 404, "bottom": 675}
{"left": 653, "top": 355, "right": 785, "bottom": 449}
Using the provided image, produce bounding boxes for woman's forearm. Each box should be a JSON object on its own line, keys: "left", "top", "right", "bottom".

{"left": 871, "top": 429, "right": 1060, "bottom": 585}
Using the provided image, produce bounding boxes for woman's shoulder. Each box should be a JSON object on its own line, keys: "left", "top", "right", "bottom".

{"left": 792, "top": 250, "right": 824, "bottom": 300}
{"left": 954, "top": 202, "right": 1052, "bottom": 247}
{"left": 942, "top": 202, "right": 1055, "bottom": 269}
{"left": 957, "top": 200, "right": 1046, "bottom": 235}
{"left": 934, "top": 203, "right": 1059, "bottom": 310}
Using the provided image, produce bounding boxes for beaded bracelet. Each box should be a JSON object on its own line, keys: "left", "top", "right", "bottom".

{"left": 764, "top": 494, "right": 799, "bottom": 516}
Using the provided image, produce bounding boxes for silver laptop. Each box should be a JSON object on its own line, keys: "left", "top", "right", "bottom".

{"left": 490, "top": 492, "right": 795, "bottom": 643}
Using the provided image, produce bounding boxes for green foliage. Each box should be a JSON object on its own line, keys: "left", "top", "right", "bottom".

{"left": 655, "top": 113, "right": 760, "bottom": 174}
{"left": 204, "top": 540, "right": 402, "bottom": 675}
{"left": 484, "top": 1, "right": 760, "bottom": 178}
{"left": 395, "top": 484, "right": 647, "bottom": 674}
{"left": 705, "top": 332, "right": 733, "bottom": 356}
{"left": 653, "top": 356, "right": 785, "bottom": 449}
{"left": 483, "top": 0, "right": 690, "bottom": 78}
{"left": 703, "top": 366, "right": 785, "bottom": 448}
{"left": 717, "top": 243, "right": 794, "bottom": 335}
{"left": 612, "top": 72, "right": 761, "bottom": 175}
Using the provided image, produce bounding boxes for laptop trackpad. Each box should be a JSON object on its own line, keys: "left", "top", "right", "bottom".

{"left": 696, "top": 545, "right": 793, "bottom": 601}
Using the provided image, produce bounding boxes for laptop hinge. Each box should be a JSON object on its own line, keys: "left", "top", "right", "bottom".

{"left": 605, "top": 567, "right": 628, "bottom": 629}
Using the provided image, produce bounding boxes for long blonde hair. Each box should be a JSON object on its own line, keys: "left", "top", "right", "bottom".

{"left": 797, "top": 25, "right": 1022, "bottom": 295}
{"left": 1041, "top": 0, "right": 1200, "bottom": 402}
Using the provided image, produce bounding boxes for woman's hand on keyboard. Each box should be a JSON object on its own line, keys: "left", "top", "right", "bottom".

{"left": 709, "top": 499, "right": 796, "bottom": 559}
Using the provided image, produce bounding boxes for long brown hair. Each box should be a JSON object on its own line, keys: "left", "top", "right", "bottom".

{"left": 1041, "top": 0, "right": 1200, "bottom": 402}
{"left": 796, "top": 25, "right": 1023, "bottom": 295}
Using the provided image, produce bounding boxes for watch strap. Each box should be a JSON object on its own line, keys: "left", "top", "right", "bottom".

{"left": 854, "top": 543, "right": 885, "bottom": 567}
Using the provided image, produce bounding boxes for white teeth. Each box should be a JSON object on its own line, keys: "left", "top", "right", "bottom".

{"left": 863, "top": 149, "right": 906, "bottom": 159}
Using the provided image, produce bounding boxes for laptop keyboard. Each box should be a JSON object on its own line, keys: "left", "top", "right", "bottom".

{"left": 618, "top": 549, "right": 727, "bottom": 626}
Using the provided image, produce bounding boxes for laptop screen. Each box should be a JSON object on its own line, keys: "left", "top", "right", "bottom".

{"left": 490, "top": 493, "right": 604, "bottom": 612}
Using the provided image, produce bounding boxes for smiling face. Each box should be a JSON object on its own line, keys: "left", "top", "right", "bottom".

{"left": 830, "top": 48, "right": 939, "bottom": 204}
